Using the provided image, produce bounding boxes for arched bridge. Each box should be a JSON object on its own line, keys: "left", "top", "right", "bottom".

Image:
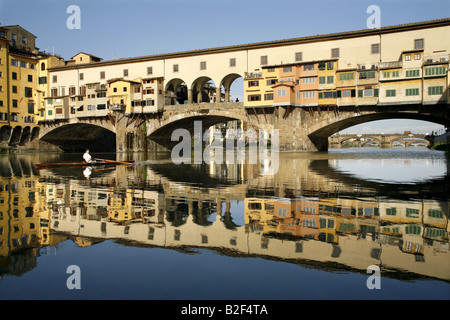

{"left": 329, "top": 133, "right": 431, "bottom": 149}
{"left": 37, "top": 102, "right": 449, "bottom": 152}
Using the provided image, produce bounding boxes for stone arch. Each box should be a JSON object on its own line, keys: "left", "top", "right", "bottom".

{"left": 9, "top": 126, "right": 22, "bottom": 146}
{"left": 308, "top": 112, "right": 450, "bottom": 151}
{"left": 148, "top": 110, "right": 254, "bottom": 150}
{"left": 220, "top": 73, "right": 244, "bottom": 103}
{"left": 0, "top": 125, "right": 11, "bottom": 143}
{"left": 19, "top": 126, "right": 31, "bottom": 145}
{"left": 30, "top": 127, "right": 40, "bottom": 141}
{"left": 40, "top": 123, "right": 116, "bottom": 152}
{"left": 165, "top": 78, "right": 188, "bottom": 105}
{"left": 190, "top": 76, "right": 218, "bottom": 104}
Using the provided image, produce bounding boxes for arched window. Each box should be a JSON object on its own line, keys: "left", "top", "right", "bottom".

{"left": 41, "top": 63, "right": 46, "bottom": 71}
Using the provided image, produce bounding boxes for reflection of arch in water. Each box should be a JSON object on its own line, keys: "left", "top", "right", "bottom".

{"left": 309, "top": 159, "right": 449, "bottom": 200}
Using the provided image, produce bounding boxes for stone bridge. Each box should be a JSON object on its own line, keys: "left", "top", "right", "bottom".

{"left": 37, "top": 101, "right": 450, "bottom": 152}
{"left": 329, "top": 133, "right": 430, "bottom": 149}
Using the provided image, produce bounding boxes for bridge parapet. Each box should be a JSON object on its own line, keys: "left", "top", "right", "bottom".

{"left": 163, "top": 102, "right": 244, "bottom": 113}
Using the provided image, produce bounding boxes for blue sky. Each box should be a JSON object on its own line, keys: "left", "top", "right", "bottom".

{"left": 0, "top": 0, "right": 448, "bottom": 134}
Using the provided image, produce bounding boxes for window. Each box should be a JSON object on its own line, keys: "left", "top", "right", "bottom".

{"left": 327, "top": 75, "right": 334, "bottom": 84}
{"left": 295, "top": 52, "right": 302, "bottom": 62}
{"left": 51, "top": 88, "right": 57, "bottom": 97}
{"left": 264, "top": 93, "right": 273, "bottom": 100}
{"left": 123, "top": 69, "right": 128, "bottom": 77}
{"left": 12, "top": 72, "right": 17, "bottom": 80}
{"left": 123, "top": 87, "right": 127, "bottom": 92}
{"left": 359, "top": 71, "right": 376, "bottom": 79}
{"left": 266, "top": 79, "right": 277, "bottom": 85}
{"left": 28, "top": 102, "right": 34, "bottom": 114}
{"left": 383, "top": 71, "right": 390, "bottom": 78}
{"left": 248, "top": 80, "right": 259, "bottom": 87}
{"left": 331, "top": 48, "right": 339, "bottom": 58}
{"left": 414, "top": 54, "right": 421, "bottom": 60}
{"left": 405, "top": 54, "right": 411, "bottom": 61}
{"left": 247, "top": 94, "right": 261, "bottom": 101}
{"left": 386, "top": 89, "right": 396, "bottom": 97}
{"left": 97, "top": 92, "right": 106, "bottom": 98}
{"left": 100, "top": 71, "right": 105, "bottom": 79}
{"left": 41, "top": 63, "right": 46, "bottom": 71}
{"left": 341, "top": 90, "right": 352, "bottom": 97}
{"left": 97, "top": 104, "right": 106, "bottom": 110}
{"left": 392, "top": 71, "right": 400, "bottom": 77}
{"left": 319, "top": 76, "right": 326, "bottom": 84}
{"left": 22, "top": 36, "right": 27, "bottom": 44}
{"left": 277, "top": 89, "right": 286, "bottom": 97}
{"left": 12, "top": 85, "right": 17, "bottom": 94}
{"left": 260, "top": 55, "right": 268, "bottom": 65}
{"left": 327, "top": 61, "right": 334, "bottom": 70}
{"left": 406, "top": 69, "right": 420, "bottom": 77}
{"left": 304, "top": 64, "right": 314, "bottom": 71}
{"left": 230, "top": 58, "right": 236, "bottom": 67}
{"left": 113, "top": 87, "right": 117, "bottom": 93}
{"left": 339, "top": 72, "right": 354, "bottom": 81}
{"left": 53, "top": 75, "right": 57, "bottom": 83}
{"left": 20, "top": 61, "right": 27, "bottom": 68}
{"left": 406, "top": 88, "right": 419, "bottom": 96}
{"left": 371, "top": 43, "right": 380, "bottom": 54}
{"left": 11, "top": 59, "right": 18, "bottom": 66}
{"left": 267, "top": 68, "right": 275, "bottom": 72}
{"left": 406, "top": 208, "right": 420, "bottom": 218}
{"left": 200, "top": 61, "right": 206, "bottom": 70}
{"left": 25, "top": 87, "right": 32, "bottom": 97}
{"left": 386, "top": 207, "right": 397, "bottom": 215}
{"left": 147, "top": 66, "right": 153, "bottom": 75}
{"left": 28, "top": 75, "right": 33, "bottom": 82}
{"left": 425, "top": 66, "right": 446, "bottom": 76}
{"left": 302, "top": 91, "right": 316, "bottom": 99}
{"left": 283, "top": 66, "right": 292, "bottom": 73}
{"left": 302, "top": 77, "right": 315, "bottom": 84}
{"left": 12, "top": 99, "right": 18, "bottom": 108}
{"left": 78, "top": 72, "right": 84, "bottom": 80}
{"left": 69, "top": 87, "right": 76, "bottom": 95}
{"left": 173, "top": 64, "right": 179, "bottom": 72}
{"left": 428, "top": 209, "right": 443, "bottom": 219}
{"left": 414, "top": 38, "right": 424, "bottom": 50}
{"left": 428, "top": 86, "right": 443, "bottom": 95}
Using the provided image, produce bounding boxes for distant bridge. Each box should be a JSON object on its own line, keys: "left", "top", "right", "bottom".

{"left": 329, "top": 133, "right": 431, "bottom": 149}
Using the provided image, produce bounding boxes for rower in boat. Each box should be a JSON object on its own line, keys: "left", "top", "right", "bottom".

{"left": 83, "top": 149, "right": 100, "bottom": 164}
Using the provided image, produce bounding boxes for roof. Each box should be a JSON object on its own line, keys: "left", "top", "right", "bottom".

{"left": 107, "top": 77, "right": 141, "bottom": 85}
{"left": 71, "top": 52, "right": 103, "bottom": 60}
{"left": 2, "top": 25, "right": 37, "bottom": 38}
{"left": 262, "top": 58, "right": 339, "bottom": 69}
{"left": 49, "top": 18, "right": 450, "bottom": 72}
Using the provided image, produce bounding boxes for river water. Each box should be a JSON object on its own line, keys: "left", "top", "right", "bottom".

{"left": 0, "top": 148, "right": 449, "bottom": 300}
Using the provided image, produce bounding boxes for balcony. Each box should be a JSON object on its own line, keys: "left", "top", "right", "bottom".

{"left": 110, "top": 104, "right": 125, "bottom": 111}
{"left": 379, "top": 61, "right": 403, "bottom": 69}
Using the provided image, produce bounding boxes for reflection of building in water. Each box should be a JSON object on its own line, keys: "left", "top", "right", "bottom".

{"left": 1, "top": 159, "right": 449, "bottom": 282}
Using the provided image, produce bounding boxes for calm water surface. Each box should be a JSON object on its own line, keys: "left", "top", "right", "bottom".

{"left": 0, "top": 148, "right": 449, "bottom": 300}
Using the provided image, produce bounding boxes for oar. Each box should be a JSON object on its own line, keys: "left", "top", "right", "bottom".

{"left": 94, "top": 158, "right": 135, "bottom": 166}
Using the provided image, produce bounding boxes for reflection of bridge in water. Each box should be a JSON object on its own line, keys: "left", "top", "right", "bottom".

{"left": 40, "top": 161, "right": 450, "bottom": 282}
{"left": 0, "top": 154, "right": 448, "bottom": 281}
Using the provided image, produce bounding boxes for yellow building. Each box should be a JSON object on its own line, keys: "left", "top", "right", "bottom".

{"left": 107, "top": 78, "right": 142, "bottom": 114}
{"left": 36, "top": 54, "right": 65, "bottom": 122}
{"left": 0, "top": 27, "right": 9, "bottom": 142}
{"left": 318, "top": 59, "right": 338, "bottom": 106}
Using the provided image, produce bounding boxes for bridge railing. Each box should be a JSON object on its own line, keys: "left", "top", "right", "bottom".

{"left": 163, "top": 101, "right": 244, "bottom": 113}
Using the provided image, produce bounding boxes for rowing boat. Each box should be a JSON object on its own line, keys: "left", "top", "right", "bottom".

{"left": 35, "top": 160, "right": 135, "bottom": 169}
